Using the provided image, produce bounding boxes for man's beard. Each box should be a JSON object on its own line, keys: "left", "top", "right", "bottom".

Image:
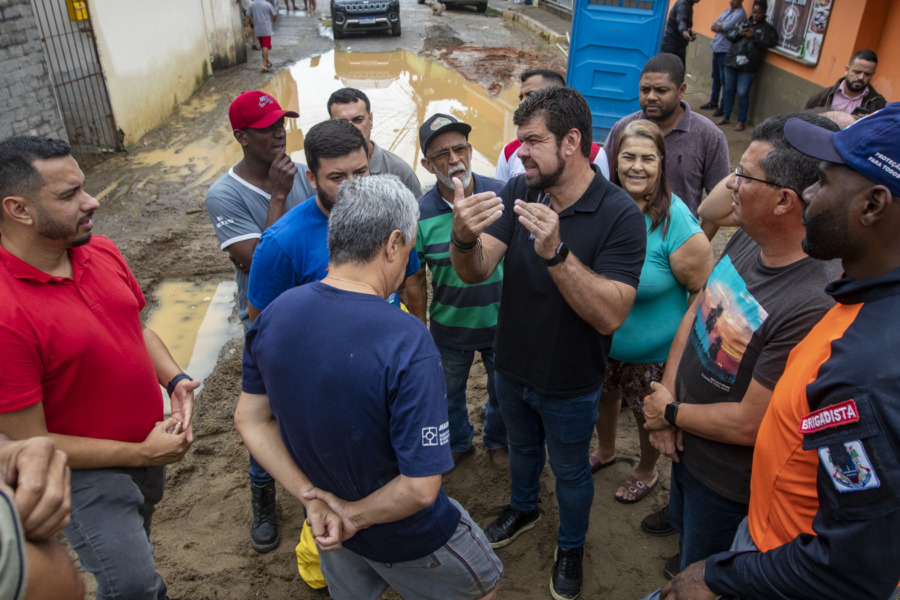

{"left": 802, "top": 206, "right": 849, "bottom": 260}
{"left": 846, "top": 78, "right": 867, "bottom": 93}
{"left": 435, "top": 166, "right": 472, "bottom": 191}
{"left": 36, "top": 205, "right": 93, "bottom": 247}
{"left": 524, "top": 150, "right": 566, "bottom": 190}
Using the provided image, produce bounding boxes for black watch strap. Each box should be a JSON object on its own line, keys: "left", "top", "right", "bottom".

{"left": 166, "top": 373, "right": 193, "bottom": 398}
{"left": 664, "top": 401, "right": 680, "bottom": 426}
{"left": 543, "top": 242, "right": 569, "bottom": 266}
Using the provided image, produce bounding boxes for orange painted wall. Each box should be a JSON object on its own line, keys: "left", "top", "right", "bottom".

{"left": 872, "top": 0, "right": 900, "bottom": 98}
{"left": 671, "top": 0, "right": 896, "bottom": 98}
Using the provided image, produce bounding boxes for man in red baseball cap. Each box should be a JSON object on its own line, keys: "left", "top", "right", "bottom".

{"left": 205, "top": 90, "right": 314, "bottom": 553}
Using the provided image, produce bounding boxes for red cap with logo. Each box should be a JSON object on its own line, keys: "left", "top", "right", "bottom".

{"left": 229, "top": 91, "right": 299, "bottom": 130}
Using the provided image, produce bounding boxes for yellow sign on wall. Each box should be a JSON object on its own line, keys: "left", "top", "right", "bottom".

{"left": 66, "top": 0, "right": 88, "bottom": 21}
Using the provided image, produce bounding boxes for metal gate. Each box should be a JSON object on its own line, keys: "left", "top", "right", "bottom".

{"left": 30, "top": 0, "right": 121, "bottom": 168}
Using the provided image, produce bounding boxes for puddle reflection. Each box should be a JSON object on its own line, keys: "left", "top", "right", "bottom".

{"left": 146, "top": 281, "right": 241, "bottom": 412}
{"left": 125, "top": 50, "right": 519, "bottom": 193}
{"left": 283, "top": 49, "right": 520, "bottom": 188}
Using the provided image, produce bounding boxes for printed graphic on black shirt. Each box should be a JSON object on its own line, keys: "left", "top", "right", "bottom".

{"left": 690, "top": 255, "right": 768, "bottom": 391}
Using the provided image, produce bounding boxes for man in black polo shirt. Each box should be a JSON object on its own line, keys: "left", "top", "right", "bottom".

{"left": 450, "top": 86, "right": 646, "bottom": 600}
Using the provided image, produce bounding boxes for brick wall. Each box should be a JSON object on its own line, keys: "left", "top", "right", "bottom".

{"left": 0, "top": 0, "right": 67, "bottom": 141}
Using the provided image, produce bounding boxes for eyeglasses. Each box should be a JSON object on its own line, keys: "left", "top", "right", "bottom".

{"left": 734, "top": 165, "right": 781, "bottom": 187}
{"left": 426, "top": 143, "right": 469, "bottom": 163}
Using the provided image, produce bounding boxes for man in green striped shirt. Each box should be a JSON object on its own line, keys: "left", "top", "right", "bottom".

{"left": 408, "top": 114, "right": 508, "bottom": 467}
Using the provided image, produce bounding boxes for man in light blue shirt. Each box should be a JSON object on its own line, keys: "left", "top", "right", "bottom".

{"left": 699, "top": 0, "right": 747, "bottom": 116}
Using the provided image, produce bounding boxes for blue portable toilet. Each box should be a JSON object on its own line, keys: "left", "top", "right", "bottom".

{"left": 566, "top": 0, "right": 669, "bottom": 145}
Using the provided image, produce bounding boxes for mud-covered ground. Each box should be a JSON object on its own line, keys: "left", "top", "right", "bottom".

{"left": 70, "top": 4, "right": 740, "bottom": 598}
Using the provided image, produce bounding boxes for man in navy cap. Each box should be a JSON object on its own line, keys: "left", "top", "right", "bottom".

{"left": 661, "top": 104, "right": 900, "bottom": 599}
{"left": 406, "top": 114, "right": 509, "bottom": 468}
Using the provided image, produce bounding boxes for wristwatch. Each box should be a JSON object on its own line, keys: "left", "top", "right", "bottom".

{"left": 664, "top": 401, "right": 680, "bottom": 426}
{"left": 543, "top": 242, "right": 569, "bottom": 266}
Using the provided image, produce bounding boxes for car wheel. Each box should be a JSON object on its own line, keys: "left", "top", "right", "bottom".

{"left": 392, "top": 20, "right": 401, "bottom": 35}
{"left": 476, "top": 1, "right": 487, "bottom": 10}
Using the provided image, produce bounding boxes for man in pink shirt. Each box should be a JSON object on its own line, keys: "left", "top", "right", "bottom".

{"left": 805, "top": 49, "right": 887, "bottom": 117}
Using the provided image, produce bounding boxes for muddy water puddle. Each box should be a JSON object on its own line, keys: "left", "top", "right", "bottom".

{"left": 283, "top": 49, "right": 520, "bottom": 186}
{"left": 122, "top": 49, "right": 519, "bottom": 195}
{"left": 146, "top": 281, "right": 241, "bottom": 413}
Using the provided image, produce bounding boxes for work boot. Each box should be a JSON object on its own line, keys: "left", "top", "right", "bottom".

{"left": 664, "top": 553, "right": 681, "bottom": 580}
{"left": 550, "top": 545, "right": 583, "bottom": 600}
{"left": 250, "top": 481, "right": 280, "bottom": 553}
{"left": 641, "top": 505, "right": 675, "bottom": 536}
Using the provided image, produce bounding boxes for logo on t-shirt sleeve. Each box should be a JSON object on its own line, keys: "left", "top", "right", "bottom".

{"left": 818, "top": 440, "right": 880, "bottom": 493}
{"left": 799, "top": 399, "right": 860, "bottom": 434}
{"left": 422, "top": 422, "right": 450, "bottom": 447}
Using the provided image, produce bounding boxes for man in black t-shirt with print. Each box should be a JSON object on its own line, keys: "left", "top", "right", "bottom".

{"left": 639, "top": 113, "right": 843, "bottom": 589}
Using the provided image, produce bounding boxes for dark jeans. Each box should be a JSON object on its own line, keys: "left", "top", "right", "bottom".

{"left": 249, "top": 453, "right": 275, "bottom": 486}
{"left": 438, "top": 345, "right": 507, "bottom": 452}
{"left": 710, "top": 52, "right": 727, "bottom": 105}
{"left": 722, "top": 66, "right": 757, "bottom": 124}
{"left": 495, "top": 371, "right": 600, "bottom": 550}
{"left": 668, "top": 461, "right": 748, "bottom": 569}
{"left": 65, "top": 467, "right": 167, "bottom": 600}
{"left": 661, "top": 42, "right": 686, "bottom": 66}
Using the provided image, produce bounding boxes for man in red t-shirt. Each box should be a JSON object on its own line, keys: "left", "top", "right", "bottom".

{"left": 0, "top": 136, "right": 199, "bottom": 600}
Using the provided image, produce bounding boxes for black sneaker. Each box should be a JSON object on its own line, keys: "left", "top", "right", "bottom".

{"left": 550, "top": 545, "right": 583, "bottom": 600}
{"left": 664, "top": 553, "right": 681, "bottom": 580}
{"left": 641, "top": 506, "right": 676, "bottom": 537}
{"left": 484, "top": 505, "right": 540, "bottom": 549}
{"left": 699, "top": 101, "right": 717, "bottom": 110}
{"left": 250, "top": 481, "right": 280, "bottom": 553}
{"left": 712, "top": 108, "right": 724, "bottom": 117}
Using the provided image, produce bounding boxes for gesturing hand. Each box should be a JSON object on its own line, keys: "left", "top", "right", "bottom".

{"left": 450, "top": 177, "right": 503, "bottom": 243}
{"left": 513, "top": 200, "right": 561, "bottom": 260}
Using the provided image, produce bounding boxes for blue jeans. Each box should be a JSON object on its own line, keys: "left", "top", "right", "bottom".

{"left": 249, "top": 453, "right": 274, "bottom": 486}
{"left": 710, "top": 52, "right": 727, "bottom": 105}
{"left": 495, "top": 371, "right": 600, "bottom": 550}
{"left": 439, "top": 345, "right": 507, "bottom": 452}
{"left": 640, "top": 516, "right": 757, "bottom": 600}
{"left": 65, "top": 467, "right": 167, "bottom": 600}
{"left": 668, "top": 461, "right": 748, "bottom": 569}
{"left": 722, "top": 66, "right": 757, "bottom": 124}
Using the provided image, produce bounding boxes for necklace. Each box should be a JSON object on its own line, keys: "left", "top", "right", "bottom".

{"left": 324, "top": 275, "right": 380, "bottom": 296}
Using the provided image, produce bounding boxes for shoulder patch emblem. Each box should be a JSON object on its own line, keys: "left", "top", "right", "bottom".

{"left": 818, "top": 440, "right": 880, "bottom": 493}
{"left": 799, "top": 399, "right": 859, "bottom": 434}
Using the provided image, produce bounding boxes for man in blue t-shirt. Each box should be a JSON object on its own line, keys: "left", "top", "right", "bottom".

{"left": 236, "top": 176, "right": 502, "bottom": 600}
{"left": 205, "top": 90, "right": 315, "bottom": 554}
{"left": 247, "top": 119, "right": 420, "bottom": 319}
{"left": 407, "top": 113, "right": 508, "bottom": 467}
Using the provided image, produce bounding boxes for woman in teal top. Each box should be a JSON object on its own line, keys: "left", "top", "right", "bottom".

{"left": 590, "top": 120, "right": 714, "bottom": 503}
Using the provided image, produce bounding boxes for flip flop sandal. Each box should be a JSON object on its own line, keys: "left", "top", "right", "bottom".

{"left": 589, "top": 454, "right": 617, "bottom": 473}
{"left": 614, "top": 474, "right": 658, "bottom": 504}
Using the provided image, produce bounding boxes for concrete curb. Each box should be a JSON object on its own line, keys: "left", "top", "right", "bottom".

{"left": 501, "top": 8, "right": 565, "bottom": 46}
